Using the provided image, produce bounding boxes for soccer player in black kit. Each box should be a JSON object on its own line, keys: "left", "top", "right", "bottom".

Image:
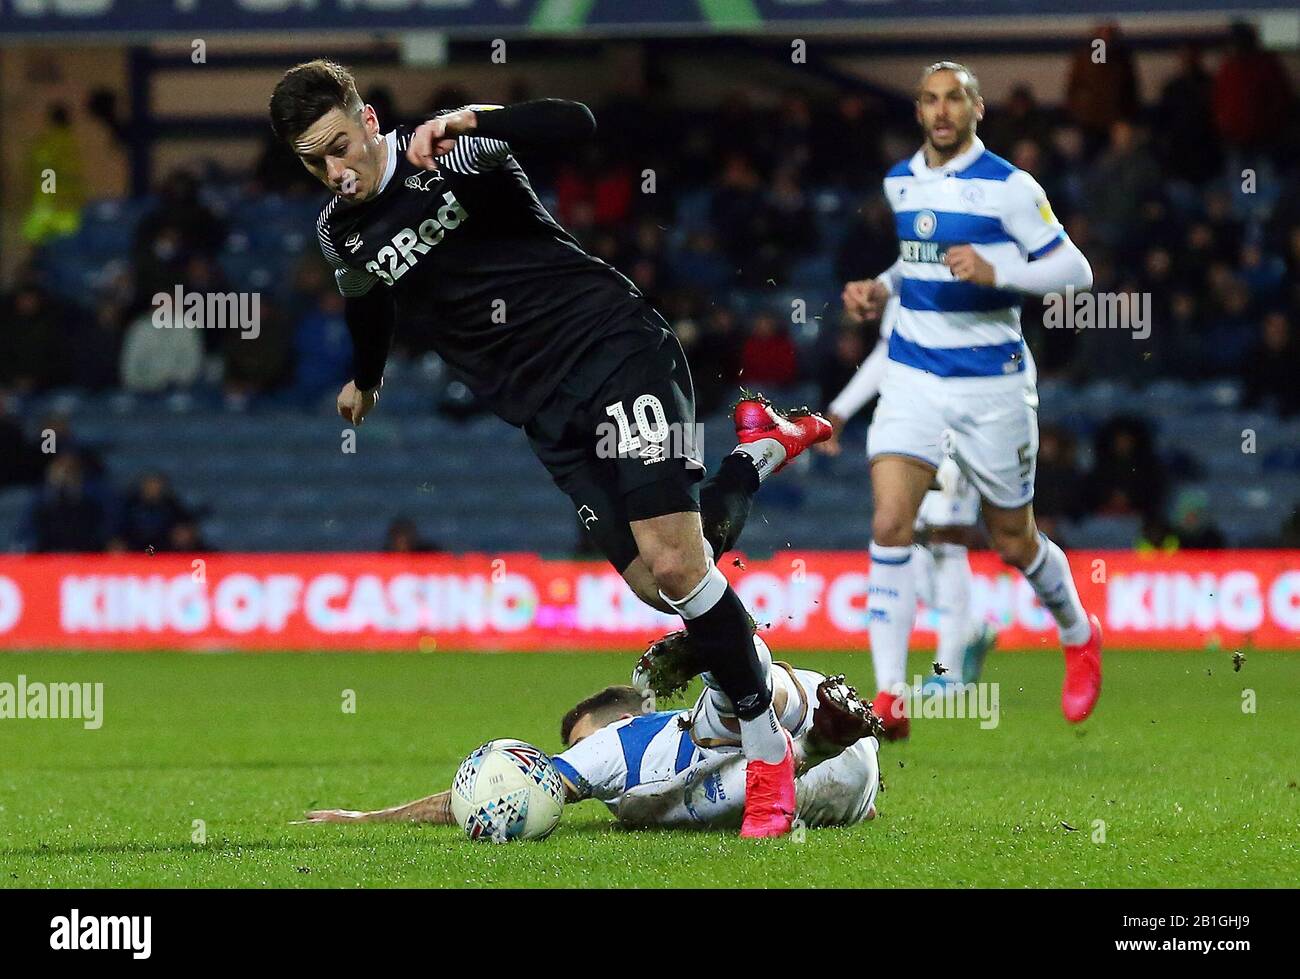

{"left": 269, "top": 60, "right": 831, "bottom": 837}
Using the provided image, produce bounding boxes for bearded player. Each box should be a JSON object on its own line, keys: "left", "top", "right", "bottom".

{"left": 847, "top": 62, "right": 1102, "bottom": 736}
{"left": 268, "top": 61, "right": 832, "bottom": 836}
{"left": 299, "top": 648, "right": 883, "bottom": 832}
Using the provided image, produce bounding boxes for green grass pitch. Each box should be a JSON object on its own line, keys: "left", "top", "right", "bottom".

{"left": 1, "top": 648, "right": 1296, "bottom": 888}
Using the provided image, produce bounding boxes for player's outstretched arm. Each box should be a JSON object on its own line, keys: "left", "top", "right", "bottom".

{"left": 296, "top": 790, "right": 455, "bottom": 825}
{"left": 407, "top": 100, "right": 596, "bottom": 171}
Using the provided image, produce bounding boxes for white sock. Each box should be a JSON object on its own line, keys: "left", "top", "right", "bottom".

{"left": 731, "top": 439, "right": 786, "bottom": 483}
{"left": 739, "top": 705, "right": 788, "bottom": 763}
{"left": 910, "top": 543, "right": 936, "bottom": 609}
{"left": 868, "top": 542, "right": 915, "bottom": 695}
{"left": 1023, "top": 533, "right": 1091, "bottom": 646}
{"left": 931, "top": 543, "right": 973, "bottom": 677}
{"left": 704, "top": 660, "right": 799, "bottom": 730}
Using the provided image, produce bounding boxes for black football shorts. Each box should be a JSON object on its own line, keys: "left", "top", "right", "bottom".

{"left": 525, "top": 306, "right": 704, "bottom": 573}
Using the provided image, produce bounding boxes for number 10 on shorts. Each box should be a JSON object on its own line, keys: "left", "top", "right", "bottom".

{"left": 600, "top": 396, "right": 701, "bottom": 465}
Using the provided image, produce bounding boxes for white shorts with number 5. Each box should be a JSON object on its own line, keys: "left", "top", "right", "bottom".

{"left": 868, "top": 360, "right": 1039, "bottom": 510}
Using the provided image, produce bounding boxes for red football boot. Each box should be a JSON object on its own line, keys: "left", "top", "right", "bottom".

{"left": 733, "top": 394, "right": 833, "bottom": 476}
{"left": 1062, "top": 613, "right": 1103, "bottom": 723}
{"left": 739, "top": 731, "right": 796, "bottom": 839}
{"left": 870, "top": 690, "right": 911, "bottom": 742}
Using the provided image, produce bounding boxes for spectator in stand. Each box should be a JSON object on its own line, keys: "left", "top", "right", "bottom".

{"left": 763, "top": 164, "right": 819, "bottom": 282}
{"left": 384, "top": 517, "right": 439, "bottom": 553}
{"left": 23, "top": 103, "right": 85, "bottom": 246}
{"left": 1162, "top": 290, "right": 1208, "bottom": 379}
{"left": 168, "top": 518, "right": 213, "bottom": 552}
{"left": 1241, "top": 309, "right": 1300, "bottom": 418}
{"left": 554, "top": 144, "right": 634, "bottom": 230}
{"left": 740, "top": 312, "right": 799, "bottom": 391}
{"left": 692, "top": 306, "right": 744, "bottom": 415}
{"left": 22, "top": 452, "right": 112, "bottom": 553}
{"left": 0, "top": 398, "right": 45, "bottom": 488}
{"left": 1213, "top": 21, "right": 1295, "bottom": 166}
{"left": 1204, "top": 275, "right": 1257, "bottom": 373}
{"left": 834, "top": 194, "right": 897, "bottom": 285}
{"left": 291, "top": 284, "right": 353, "bottom": 403}
{"left": 71, "top": 301, "right": 128, "bottom": 391}
{"left": 113, "top": 471, "right": 197, "bottom": 553}
{"left": 1082, "top": 120, "right": 1162, "bottom": 252}
{"left": 770, "top": 91, "right": 815, "bottom": 176}
{"left": 1034, "top": 425, "right": 1087, "bottom": 539}
{"left": 1139, "top": 488, "right": 1227, "bottom": 552}
{"left": 1066, "top": 23, "right": 1141, "bottom": 156}
{"left": 710, "top": 153, "right": 767, "bottom": 281}
{"left": 1086, "top": 416, "right": 1168, "bottom": 521}
{"left": 119, "top": 306, "right": 204, "bottom": 393}
{"left": 133, "top": 169, "right": 226, "bottom": 269}
{"left": 985, "top": 84, "right": 1053, "bottom": 152}
{"left": 817, "top": 326, "right": 869, "bottom": 422}
{"left": 0, "top": 275, "right": 64, "bottom": 393}
{"left": 1279, "top": 503, "right": 1300, "bottom": 548}
{"left": 1155, "top": 43, "right": 1223, "bottom": 186}
{"left": 813, "top": 93, "right": 886, "bottom": 189}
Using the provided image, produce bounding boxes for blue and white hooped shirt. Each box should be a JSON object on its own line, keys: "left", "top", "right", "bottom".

{"left": 883, "top": 136, "right": 1066, "bottom": 380}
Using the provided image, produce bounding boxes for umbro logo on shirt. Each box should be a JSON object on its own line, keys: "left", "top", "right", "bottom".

{"left": 345, "top": 233, "right": 363, "bottom": 253}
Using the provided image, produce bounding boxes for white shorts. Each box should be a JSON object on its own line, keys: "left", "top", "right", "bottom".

{"left": 868, "top": 361, "right": 1039, "bottom": 509}
{"left": 795, "top": 737, "right": 880, "bottom": 829}
{"left": 661, "top": 736, "right": 879, "bottom": 830}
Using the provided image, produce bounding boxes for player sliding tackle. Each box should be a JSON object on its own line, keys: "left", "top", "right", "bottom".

{"left": 834, "top": 62, "right": 1102, "bottom": 736}
{"left": 269, "top": 61, "right": 832, "bottom": 837}
{"left": 299, "top": 652, "right": 883, "bottom": 832}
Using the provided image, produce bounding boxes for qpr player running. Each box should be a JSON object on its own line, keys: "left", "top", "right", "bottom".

{"left": 852, "top": 62, "right": 1102, "bottom": 734}
{"left": 268, "top": 61, "right": 832, "bottom": 837}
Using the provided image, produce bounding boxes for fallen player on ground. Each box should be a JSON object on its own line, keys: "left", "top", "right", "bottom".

{"left": 298, "top": 654, "right": 882, "bottom": 831}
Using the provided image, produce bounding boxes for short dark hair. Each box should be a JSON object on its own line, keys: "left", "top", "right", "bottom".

{"left": 269, "top": 59, "right": 365, "bottom": 144}
{"left": 560, "top": 685, "right": 643, "bottom": 746}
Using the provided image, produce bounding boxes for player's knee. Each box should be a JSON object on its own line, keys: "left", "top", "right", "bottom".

{"left": 644, "top": 547, "right": 708, "bottom": 601}
{"left": 871, "top": 510, "right": 915, "bottom": 548}
{"left": 634, "top": 580, "right": 676, "bottom": 614}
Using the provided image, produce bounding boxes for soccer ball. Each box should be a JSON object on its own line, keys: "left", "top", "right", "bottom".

{"left": 449, "top": 739, "right": 566, "bottom": 842}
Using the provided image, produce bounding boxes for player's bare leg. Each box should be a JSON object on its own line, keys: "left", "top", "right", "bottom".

{"left": 631, "top": 509, "right": 795, "bottom": 837}
{"left": 981, "top": 500, "right": 1101, "bottom": 722}
{"left": 619, "top": 557, "right": 676, "bottom": 613}
{"left": 866, "top": 455, "right": 934, "bottom": 740}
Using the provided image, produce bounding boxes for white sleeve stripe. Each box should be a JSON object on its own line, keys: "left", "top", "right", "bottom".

{"left": 316, "top": 198, "right": 344, "bottom": 266}
{"left": 438, "top": 135, "right": 511, "bottom": 175}
{"left": 335, "top": 267, "right": 378, "bottom": 298}
{"left": 317, "top": 197, "right": 379, "bottom": 297}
